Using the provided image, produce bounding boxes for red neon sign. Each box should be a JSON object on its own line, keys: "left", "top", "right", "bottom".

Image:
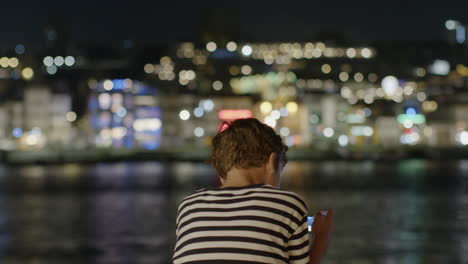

{"left": 218, "top": 109, "right": 253, "bottom": 121}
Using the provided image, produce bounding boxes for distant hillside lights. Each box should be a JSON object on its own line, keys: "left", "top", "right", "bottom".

{"left": 212, "top": 80, "right": 223, "bottom": 91}
{"left": 206, "top": 42, "right": 217, "bottom": 52}
{"left": 89, "top": 78, "right": 133, "bottom": 92}
{"left": 178, "top": 70, "right": 196, "bottom": 85}
{"left": 321, "top": 64, "right": 332, "bottom": 74}
{"left": 65, "top": 112, "right": 77, "bottom": 122}
{"left": 241, "top": 45, "right": 253, "bottom": 56}
{"left": 226, "top": 41, "right": 237, "bottom": 52}
{"left": 346, "top": 48, "right": 357, "bottom": 58}
{"left": 43, "top": 56, "right": 75, "bottom": 75}
{"left": 21, "top": 68, "right": 34, "bottom": 81}
{"left": 179, "top": 110, "right": 190, "bottom": 121}
{"left": 323, "top": 127, "right": 335, "bottom": 138}
{"left": 43, "top": 56, "right": 75, "bottom": 67}
{"left": 353, "top": 72, "right": 364, "bottom": 82}
{"left": 381, "top": 76, "right": 399, "bottom": 96}
{"left": 241, "top": 65, "right": 252, "bottom": 75}
{"left": 259, "top": 101, "right": 297, "bottom": 130}
{"left": 244, "top": 42, "right": 374, "bottom": 62}
{"left": 456, "top": 64, "right": 468, "bottom": 76}
{"left": 428, "top": 60, "right": 450, "bottom": 75}
{"left": 0, "top": 57, "right": 19, "bottom": 68}
{"left": 338, "top": 75, "right": 425, "bottom": 106}
{"left": 360, "top": 48, "right": 373, "bottom": 58}
{"left": 422, "top": 101, "right": 438, "bottom": 113}
{"left": 445, "top": 20, "right": 466, "bottom": 44}
{"left": 230, "top": 71, "right": 297, "bottom": 96}
{"left": 144, "top": 56, "right": 176, "bottom": 80}
{"left": 176, "top": 43, "right": 208, "bottom": 64}
{"left": 147, "top": 41, "right": 378, "bottom": 95}
{"left": 457, "top": 131, "right": 468, "bottom": 145}
{"left": 178, "top": 41, "right": 375, "bottom": 61}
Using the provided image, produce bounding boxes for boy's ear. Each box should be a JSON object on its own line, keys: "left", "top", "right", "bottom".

{"left": 219, "top": 175, "right": 226, "bottom": 185}
{"left": 268, "top": 152, "right": 277, "bottom": 171}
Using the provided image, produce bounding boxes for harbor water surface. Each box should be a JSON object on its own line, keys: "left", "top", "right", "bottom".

{"left": 0, "top": 160, "right": 467, "bottom": 264}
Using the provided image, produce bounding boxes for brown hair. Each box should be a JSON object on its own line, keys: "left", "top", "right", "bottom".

{"left": 210, "top": 118, "right": 288, "bottom": 179}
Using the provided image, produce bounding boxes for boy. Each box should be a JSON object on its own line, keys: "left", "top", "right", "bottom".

{"left": 173, "top": 118, "right": 333, "bottom": 264}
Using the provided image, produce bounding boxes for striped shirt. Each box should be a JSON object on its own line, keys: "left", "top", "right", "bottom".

{"left": 173, "top": 184, "right": 310, "bottom": 264}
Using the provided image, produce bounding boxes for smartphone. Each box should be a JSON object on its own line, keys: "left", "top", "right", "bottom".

{"left": 308, "top": 211, "right": 328, "bottom": 232}
{"left": 307, "top": 216, "right": 314, "bottom": 232}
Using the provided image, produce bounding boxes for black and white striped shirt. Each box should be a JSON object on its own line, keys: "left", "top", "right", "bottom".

{"left": 173, "top": 184, "right": 310, "bottom": 264}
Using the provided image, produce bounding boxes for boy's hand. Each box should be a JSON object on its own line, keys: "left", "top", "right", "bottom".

{"left": 312, "top": 209, "right": 333, "bottom": 238}
{"left": 309, "top": 210, "right": 333, "bottom": 264}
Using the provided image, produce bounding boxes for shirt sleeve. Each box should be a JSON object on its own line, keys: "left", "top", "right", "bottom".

{"left": 173, "top": 203, "right": 183, "bottom": 262}
{"left": 175, "top": 202, "right": 182, "bottom": 238}
{"left": 287, "top": 214, "right": 310, "bottom": 264}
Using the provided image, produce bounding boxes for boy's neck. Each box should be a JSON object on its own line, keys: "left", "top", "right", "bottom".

{"left": 221, "top": 167, "right": 266, "bottom": 188}
{"left": 221, "top": 166, "right": 280, "bottom": 188}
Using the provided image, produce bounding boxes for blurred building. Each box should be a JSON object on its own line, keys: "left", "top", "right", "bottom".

{"left": 87, "top": 79, "right": 162, "bottom": 149}
{"left": 49, "top": 93, "right": 74, "bottom": 146}
{"left": 22, "top": 86, "right": 73, "bottom": 149}
{"left": 0, "top": 86, "right": 73, "bottom": 150}
{"left": 375, "top": 117, "right": 400, "bottom": 146}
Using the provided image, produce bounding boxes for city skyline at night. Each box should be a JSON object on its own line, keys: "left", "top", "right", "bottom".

{"left": 0, "top": 4, "right": 467, "bottom": 264}
{"left": 1, "top": 2, "right": 467, "bottom": 158}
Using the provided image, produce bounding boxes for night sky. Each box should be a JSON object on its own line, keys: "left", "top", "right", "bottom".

{"left": 2, "top": 1, "right": 468, "bottom": 48}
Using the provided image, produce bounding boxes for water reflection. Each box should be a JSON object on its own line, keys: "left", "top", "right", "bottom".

{"left": 0, "top": 160, "right": 466, "bottom": 264}
{"left": 0, "top": 192, "right": 9, "bottom": 259}
{"left": 1, "top": 193, "right": 82, "bottom": 263}
{"left": 83, "top": 192, "right": 173, "bottom": 263}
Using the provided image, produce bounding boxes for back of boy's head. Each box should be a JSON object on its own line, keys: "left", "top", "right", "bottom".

{"left": 210, "top": 118, "right": 288, "bottom": 179}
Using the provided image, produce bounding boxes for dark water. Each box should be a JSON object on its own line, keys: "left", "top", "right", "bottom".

{"left": 0, "top": 160, "right": 467, "bottom": 264}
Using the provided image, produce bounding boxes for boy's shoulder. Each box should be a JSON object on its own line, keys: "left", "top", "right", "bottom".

{"left": 176, "top": 185, "right": 309, "bottom": 224}
{"left": 180, "top": 184, "right": 307, "bottom": 211}
{"left": 263, "top": 185, "right": 308, "bottom": 210}
{"left": 182, "top": 187, "right": 208, "bottom": 201}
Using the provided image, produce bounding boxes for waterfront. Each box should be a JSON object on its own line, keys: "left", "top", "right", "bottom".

{"left": 0, "top": 160, "right": 467, "bottom": 264}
